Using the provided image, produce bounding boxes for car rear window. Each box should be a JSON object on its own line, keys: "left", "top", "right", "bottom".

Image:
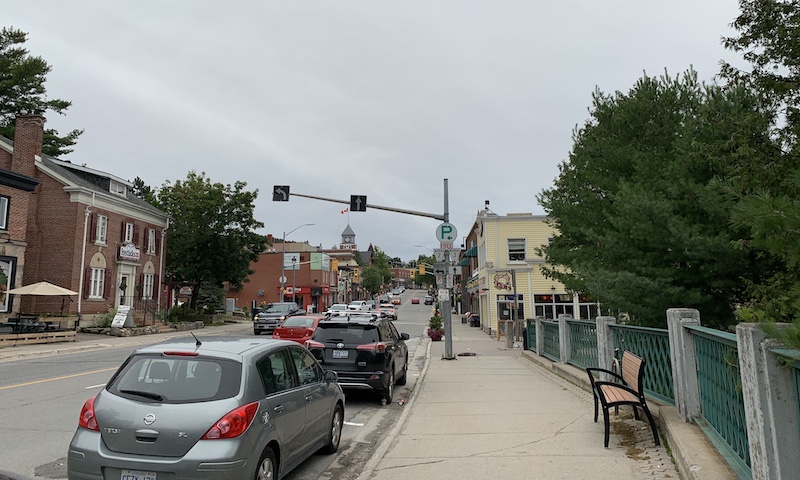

{"left": 314, "top": 324, "right": 379, "bottom": 344}
{"left": 282, "top": 317, "right": 315, "bottom": 327}
{"left": 108, "top": 355, "right": 242, "bottom": 403}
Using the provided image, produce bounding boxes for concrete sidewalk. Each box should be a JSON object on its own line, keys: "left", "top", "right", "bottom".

{"left": 359, "top": 319, "right": 681, "bottom": 480}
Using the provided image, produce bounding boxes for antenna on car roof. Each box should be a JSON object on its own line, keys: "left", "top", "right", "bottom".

{"left": 191, "top": 332, "right": 202, "bottom": 347}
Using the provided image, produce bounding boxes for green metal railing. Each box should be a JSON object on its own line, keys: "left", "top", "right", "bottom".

{"left": 526, "top": 319, "right": 537, "bottom": 352}
{"left": 686, "top": 325, "right": 751, "bottom": 479}
{"left": 567, "top": 320, "right": 598, "bottom": 369}
{"left": 542, "top": 320, "right": 560, "bottom": 361}
{"left": 611, "top": 325, "right": 674, "bottom": 404}
{"left": 771, "top": 348, "right": 800, "bottom": 449}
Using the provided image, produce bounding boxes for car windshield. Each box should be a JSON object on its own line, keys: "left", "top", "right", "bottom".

{"left": 329, "top": 305, "right": 347, "bottom": 311}
{"left": 263, "top": 303, "right": 292, "bottom": 313}
{"left": 281, "top": 317, "right": 315, "bottom": 327}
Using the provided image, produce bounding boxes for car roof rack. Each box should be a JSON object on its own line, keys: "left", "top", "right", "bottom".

{"left": 323, "top": 311, "right": 383, "bottom": 322}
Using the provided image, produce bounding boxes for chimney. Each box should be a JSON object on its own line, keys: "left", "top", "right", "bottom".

{"left": 11, "top": 114, "right": 45, "bottom": 177}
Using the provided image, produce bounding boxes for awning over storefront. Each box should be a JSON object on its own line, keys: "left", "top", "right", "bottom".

{"left": 457, "top": 257, "right": 470, "bottom": 266}
{"left": 464, "top": 245, "right": 478, "bottom": 257}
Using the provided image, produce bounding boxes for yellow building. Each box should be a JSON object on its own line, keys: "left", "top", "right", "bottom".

{"left": 461, "top": 210, "right": 599, "bottom": 338}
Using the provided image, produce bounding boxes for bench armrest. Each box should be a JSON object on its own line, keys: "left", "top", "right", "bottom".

{"left": 586, "top": 367, "right": 623, "bottom": 383}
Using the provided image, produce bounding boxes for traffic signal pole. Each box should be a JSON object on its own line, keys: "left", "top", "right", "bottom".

{"left": 442, "top": 179, "right": 455, "bottom": 360}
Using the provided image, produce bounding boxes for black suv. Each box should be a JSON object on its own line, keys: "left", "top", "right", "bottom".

{"left": 253, "top": 302, "right": 305, "bottom": 335}
{"left": 306, "top": 312, "right": 409, "bottom": 405}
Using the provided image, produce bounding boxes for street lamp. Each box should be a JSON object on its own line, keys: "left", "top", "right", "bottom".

{"left": 281, "top": 223, "right": 315, "bottom": 302}
{"left": 414, "top": 244, "right": 434, "bottom": 252}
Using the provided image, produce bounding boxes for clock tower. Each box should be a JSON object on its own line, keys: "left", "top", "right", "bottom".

{"left": 340, "top": 224, "right": 357, "bottom": 250}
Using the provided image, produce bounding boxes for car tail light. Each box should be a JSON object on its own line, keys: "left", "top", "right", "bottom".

{"left": 78, "top": 395, "right": 99, "bottom": 431}
{"left": 306, "top": 340, "right": 325, "bottom": 349}
{"left": 306, "top": 328, "right": 315, "bottom": 337}
{"left": 201, "top": 402, "right": 259, "bottom": 440}
{"left": 273, "top": 331, "right": 281, "bottom": 338}
{"left": 357, "top": 342, "right": 387, "bottom": 353}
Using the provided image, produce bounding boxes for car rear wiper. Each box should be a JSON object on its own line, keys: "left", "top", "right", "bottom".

{"left": 119, "top": 389, "right": 164, "bottom": 401}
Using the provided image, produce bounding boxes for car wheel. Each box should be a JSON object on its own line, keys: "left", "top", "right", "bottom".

{"left": 396, "top": 356, "right": 408, "bottom": 386}
{"left": 382, "top": 368, "right": 394, "bottom": 405}
{"left": 320, "top": 404, "right": 344, "bottom": 454}
{"left": 254, "top": 446, "right": 277, "bottom": 480}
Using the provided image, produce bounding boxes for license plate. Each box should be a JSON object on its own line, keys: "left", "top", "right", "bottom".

{"left": 332, "top": 350, "right": 349, "bottom": 359}
{"left": 121, "top": 470, "right": 157, "bottom": 480}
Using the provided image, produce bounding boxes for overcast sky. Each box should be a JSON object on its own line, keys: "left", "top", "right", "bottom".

{"left": 5, "top": 1, "right": 744, "bottom": 261}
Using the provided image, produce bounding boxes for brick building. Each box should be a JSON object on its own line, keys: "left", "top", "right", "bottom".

{"left": 0, "top": 115, "right": 169, "bottom": 320}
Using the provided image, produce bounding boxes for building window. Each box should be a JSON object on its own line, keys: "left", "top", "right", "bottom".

{"left": 147, "top": 229, "right": 156, "bottom": 254}
{"left": 507, "top": 238, "right": 526, "bottom": 262}
{"left": 124, "top": 222, "right": 134, "bottom": 243}
{"left": 142, "top": 273, "right": 154, "bottom": 300}
{"left": 90, "top": 268, "right": 106, "bottom": 298}
{"left": 96, "top": 215, "right": 108, "bottom": 244}
{"left": 110, "top": 180, "right": 127, "bottom": 196}
{"left": 0, "top": 195, "right": 8, "bottom": 230}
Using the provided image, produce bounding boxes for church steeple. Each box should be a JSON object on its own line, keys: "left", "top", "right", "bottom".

{"left": 340, "top": 224, "right": 356, "bottom": 250}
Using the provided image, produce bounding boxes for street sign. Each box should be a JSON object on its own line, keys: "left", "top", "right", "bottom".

{"left": 446, "top": 275, "right": 453, "bottom": 288}
{"left": 433, "top": 249, "right": 447, "bottom": 262}
{"left": 350, "top": 195, "right": 367, "bottom": 212}
{"left": 436, "top": 274, "right": 445, "bottom": 285}
{"left": 439, "top": 241, "right": 453, "bottom": 250}
{"left": 279, "top": 275, "right": 287, "bottom": 284}
{"left": 438, "top": 289, "right": 450, "bottom": 301}
{"left": 272, "top": 185, "right": 290, "bottom": 201}
{"left": 435, "top": 222, "right": 458, "bottom": 242}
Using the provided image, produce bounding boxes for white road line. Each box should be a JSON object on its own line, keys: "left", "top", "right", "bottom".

{"left": 85, "top": 383, "right": 107, "bottom": 389}
{"left": 344, "top": 421, "right": 364, "bottom": 427}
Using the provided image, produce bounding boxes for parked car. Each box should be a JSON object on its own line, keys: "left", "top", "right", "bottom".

{"left": 347, "top": 300, "right": 370, "bottom": 311}
{"left": 326, "top": 303, "right": 349, "bottom": 315}
{"left": 253, "top": 302, "right": 305, "bottom": 335}
{"left": 67, "top": 336, "right": 345, "bottom": 480}
{"left": 424, "top": 295, "right": 434, "bottom": 305}
{"left": 306, "top": 312, "right": 409, "bottom": 405}
{"left": 272, "top": 315, "right": 324, "bottom": 344}
{"left": 411, "top": 297, "right": 420, "bottom": 304}
{"left": 378, "top": 304, "right": 397, "bottom": 319}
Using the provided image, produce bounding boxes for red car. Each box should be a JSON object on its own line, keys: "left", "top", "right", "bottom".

{"left": 411, "top": 297, "right": 420, "bottom": 304}
{"left": 272, "top": 315, "right": 324, "bottom": 344}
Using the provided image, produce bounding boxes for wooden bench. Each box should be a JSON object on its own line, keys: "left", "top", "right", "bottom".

{"left": 586, "top": 350, "right": 660, "bottom": 448}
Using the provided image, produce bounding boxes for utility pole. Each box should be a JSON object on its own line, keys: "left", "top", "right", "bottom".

{"left": 442, "top": 179, "right": 455, "bottom": 360}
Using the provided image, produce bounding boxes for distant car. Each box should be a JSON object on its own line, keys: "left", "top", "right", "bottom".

{"left": 378, "top": 294, "right": 390, "bottom": 304}
{"left": 424, "top": 295, "right": 434, "bottom": 305}
{"left": 378, "top": 304, "right": 397, "bottom": 319}
{"left": 253, "top": 302, "right": 305, "bottom": 335}
{"left": 307, "top": 312, "right": 409, "bottom": 404}
{"left": 347, "top": 300, "right": 370, "bottom": 311}
{"left": 67, "top": 336, "right": 345, "bottom": 480}
{"left": 327, "top": 303, "right": 349, "bottom": 315}
{"left": 272, "top": 315, "right": 324, "bottom": 344}
{"left": 411, "top": 297, "right": 420, "bottom": 304}
{"left": 391, "top": 296, "right": 401, "bottom": 305}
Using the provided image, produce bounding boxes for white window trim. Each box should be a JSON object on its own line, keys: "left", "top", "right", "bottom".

{"left": 0, "top": 195, "right": 8, "bottom": 230}
{"left": 124, "top": 222, "right": 134, "bottom": 243}
{"left": 142, "top": 273, "right": 154, "bottom": 300}
{"left": 110, "top": 180, "right": 127, "bottom": 196}
{"left": 507, "top": 238, "right": 526, "bottom": 263}
{"left": 95, "top": 215, "right": 108, "bottom": 244}
{"left": 147, "top": 229, "right": 156, "bottom": 254}
{"left": 89, "top": 268, "right": 105, "bottom": 299}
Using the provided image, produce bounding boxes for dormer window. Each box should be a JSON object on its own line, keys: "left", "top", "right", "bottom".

{"left": 110, "top": 180, "right": 127, "bottom": 196}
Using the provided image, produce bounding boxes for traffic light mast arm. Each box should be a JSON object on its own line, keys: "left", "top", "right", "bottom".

{"left": 289, "top": 192, "right": 445, "bottom": 221}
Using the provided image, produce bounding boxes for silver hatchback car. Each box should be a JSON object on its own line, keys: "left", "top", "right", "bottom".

{"left": 67, "top": 336, "right": 344, "bottom": 480}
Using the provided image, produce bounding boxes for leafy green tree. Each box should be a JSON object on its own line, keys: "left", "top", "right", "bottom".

{"left": 537, "top": 70, "right": 776, "bottom": 328}
{"left": 719, "top": 0, "right": 800, "bottom": 344}
{"left": 0, "top": 27, "right": 82, "bottom": 156}
{"left": 360, "top": 247, "right": 393, "bottom": 295}
{"left": 131, "top": 177, "right": 157, "bottom": 204}
{"left": 154, "top": 171, "right": 267, "bottom": 309}
{"left": 413, "top": 254, "right": 435, "bottom": 289}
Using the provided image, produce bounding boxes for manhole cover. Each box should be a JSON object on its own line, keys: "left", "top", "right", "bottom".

{"left": 457, "top": 352, "right": 477, "bottom": 356}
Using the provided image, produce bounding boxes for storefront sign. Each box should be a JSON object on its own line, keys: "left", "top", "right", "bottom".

{"left": 119, "top": 243, "right": 141, "bottom": 261}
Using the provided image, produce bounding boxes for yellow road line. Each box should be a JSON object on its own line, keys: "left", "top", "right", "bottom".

{"left": 0, "top": 367, "right": 117, "bottom": 390}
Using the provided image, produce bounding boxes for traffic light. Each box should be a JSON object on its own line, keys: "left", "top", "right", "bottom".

{"left": 419, "top": 265, "right": 425, "bottom": 275}
{"left": 353, "top": 268, "right": 359, "bottom": 281}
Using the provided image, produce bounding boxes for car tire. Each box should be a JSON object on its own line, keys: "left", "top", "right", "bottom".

{"left": 254, "top": 446, "right": 277, "bottom": 480}
{"left": 382, "top": 367, "right": 394, "bottom": 405}
{"left": 320, "top": 404, "right": 344, "bottom": 454}
{"left": 396, "top": 356, "right": 408, "bottom": 386}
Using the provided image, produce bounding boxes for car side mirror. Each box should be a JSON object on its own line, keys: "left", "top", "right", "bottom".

{"left": 400, "top": 333, "right": 410, "bottom": 340}
{"left": 324, "top": 370, "right": 338, "bottom": 384}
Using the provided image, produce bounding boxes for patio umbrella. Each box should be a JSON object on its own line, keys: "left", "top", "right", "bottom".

{"left": 6, "top": 281, "right": 79, "bottom": 296}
